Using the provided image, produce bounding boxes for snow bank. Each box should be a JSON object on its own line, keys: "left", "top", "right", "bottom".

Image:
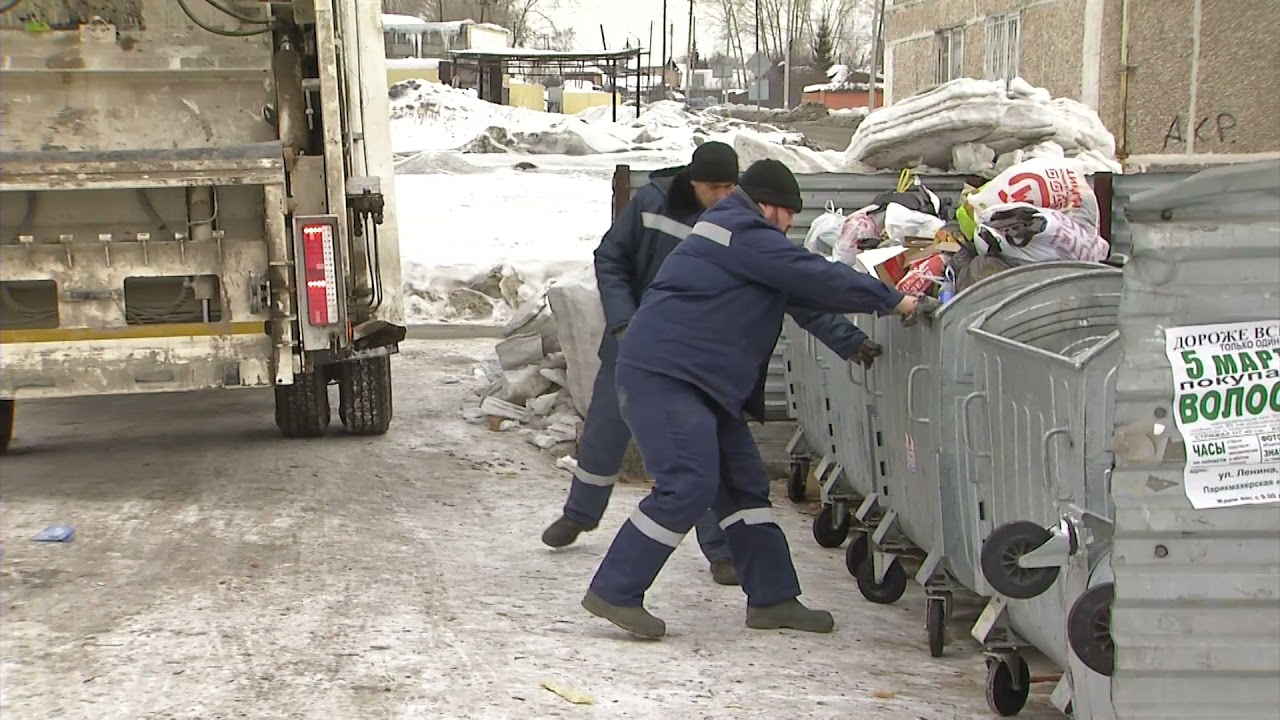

{"left": 845, "top": 78, "right": 1120, "bottom": 176}
{"left": 395, "top": 168, "right": 609, "bottom": 325}
{"left": 390, "top": 81, "right": 815, "bottom": 164}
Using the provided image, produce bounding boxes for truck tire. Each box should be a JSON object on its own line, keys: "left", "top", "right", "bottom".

{"left": 1, "top": 399, "right": 13, "bottom": 454}
{"left": 274, "top": 371, "right": 330, "bottom": 438}
{"left": 338, "top": 354, "right": 393, "bottom": 436}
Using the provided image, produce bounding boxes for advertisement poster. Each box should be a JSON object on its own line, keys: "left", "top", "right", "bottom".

{"left": 1165, "top": 319, "right": 1280, "bottom": 509}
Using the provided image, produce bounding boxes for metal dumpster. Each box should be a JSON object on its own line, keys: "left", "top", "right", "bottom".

{"left": 1107, "top": 160, "right": 1280, "bottom": 720}
{"left": 780, "top": 318, "right": 833, "bottom": 499}
{"left": 962, "top": 268, "right": 1123, "bottom": 715}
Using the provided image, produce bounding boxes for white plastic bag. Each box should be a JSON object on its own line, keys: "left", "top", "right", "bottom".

{"left": 974, "top": 203, "right": 1109, "bottom": 264}
{"left": 882, "top": 202, "right": 947, "bottom": 245}
{"left": 966, "top": 157, "right": 1101, "bottom": 232}
{"left": 832, "top": 204, "right": 882, "bottom": 266}
{"left": 804, "top": 200, "right": 844, "bottom": 256}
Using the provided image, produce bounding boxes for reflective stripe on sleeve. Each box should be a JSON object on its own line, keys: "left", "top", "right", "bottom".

{"left": 691, "top": 220, "right": 733, "bottom": 246}
{"left": 641, "top": 212, "right": 695, "bottom": 240}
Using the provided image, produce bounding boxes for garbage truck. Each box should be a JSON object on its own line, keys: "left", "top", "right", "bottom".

{"left": 0, "top": 0, "right": 406, "bottom": 451}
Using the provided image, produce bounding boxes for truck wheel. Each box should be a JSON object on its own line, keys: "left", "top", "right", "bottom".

{"left": 0, "top": 399, "right": 13, "bottom": 454}
{"left": 339, "top": 354, "right": 393, "bottom": 436}
{"left": 274, "top": 371, "right": 330, "bottom": 438}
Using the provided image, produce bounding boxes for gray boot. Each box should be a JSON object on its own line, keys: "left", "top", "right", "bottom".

{"left": 542, "top": 515, "right": 593, "bottom": 548}
{"left": 745, "top": 598, "right": 835, "bottom": 633}
{"left": 582, "top": 591, "right": 666, "bottom": 639}
{"left": 710, "top": 558, "right": 741, "bottom": 586}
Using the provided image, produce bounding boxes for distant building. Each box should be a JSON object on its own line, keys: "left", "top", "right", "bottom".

{"left": 802, "top": 66, "right": 884, "bottom": 111}
{"left": 382, "top": 15, "right": 512, "bottom": 60}
{"left": 881, "top": 0, "right": 1280, "bottom": 162}
{"left": 382, "top": 14, "right": 513, "bottom": 93}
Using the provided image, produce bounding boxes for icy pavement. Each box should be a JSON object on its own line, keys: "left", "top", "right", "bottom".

{"left": 0, "top": 339, "right": 1060, "bottom": 720}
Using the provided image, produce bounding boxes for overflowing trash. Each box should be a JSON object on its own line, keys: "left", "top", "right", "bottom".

{"left": 810, "top": 159, "right": 1113, "bottom": 301}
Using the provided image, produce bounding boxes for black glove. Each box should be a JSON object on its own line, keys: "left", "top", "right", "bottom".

{"left": 901, "top": 295, "right": 942, "bottom": 327}
{"left": 850, "top": 339, "right": 883, "bottom": 368}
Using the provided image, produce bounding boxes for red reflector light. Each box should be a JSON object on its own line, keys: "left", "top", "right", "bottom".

{"left": 301, "top": 223, "right": 337, "bottom": 326}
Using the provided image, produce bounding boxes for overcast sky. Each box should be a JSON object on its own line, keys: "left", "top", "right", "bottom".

{"left": 549, "top": 0, "right": 733, "bottom": 59}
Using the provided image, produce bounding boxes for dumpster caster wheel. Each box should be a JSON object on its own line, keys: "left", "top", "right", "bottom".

{"left": 844, "top": 533, "right": 869, "bottom": 577}
{"left": 787, "top": 457, "right": 810, "bottom": 502}
{"left": 812, "top": 505, "right": 849, "bottom": 548}
{"left": 981, "top": 521, "right": 1061, "bottom": 599}
{"left": 1068, "top": 581, "right": 1115, "bottom": 677}
{"left": 855, "top": 554, "right": 907, "bottom": 604}
{"left": 985, "top": 654, "right": 1031, "bottom": 717}
{"left": 926, "top": 596, "right": 948, "bottom": 657}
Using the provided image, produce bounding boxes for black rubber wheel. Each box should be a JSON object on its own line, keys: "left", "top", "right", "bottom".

{"left": 812, "top": 505, "right": 850, "bottom": 548}
{"left": 1068, "top": 581, "right": 1115, "bottom": 677}
{"left": 274, "top": 371, "right": 330, "bottom": 438}
{"left": 787, "top": 457, "right": 810, "bottom": 502}
{"left": 844, "top": 533, "right": 869, "bottom": 577}
{"left": 338, "top": 354, "right": 393, "bottom": 436}
{"left": 926, "top": 596, "right": 947, "bottom": 657}
{"left": 985, "top": 654, "right": 1031, "bottom": 717}
{"left": 855, "top": 554, "right": 908, "bottom": 604}
{"left": 0, "top": 398, "right": 13, "bottom": 454}
{"left": 981, "top": 521, "right": 1061, "bottom": 599}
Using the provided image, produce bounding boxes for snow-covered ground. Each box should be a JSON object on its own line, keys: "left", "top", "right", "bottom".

{"left": 390, "top": 77, "right": 1120, "bottom": 325}
{"left": 396, "top": 162, "right": 614, "bottom": 325}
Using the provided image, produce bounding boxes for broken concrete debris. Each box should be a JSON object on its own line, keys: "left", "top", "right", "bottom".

{"left": 469, "top": 282, "right": 593, "bottom": 450}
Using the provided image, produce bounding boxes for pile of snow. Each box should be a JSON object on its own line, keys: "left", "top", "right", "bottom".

{"left": 462, "top": 275, "right": 602, "bottom": 451}
{"left": 390, "top": 80, "right": 835, "bottom": 168}
{"left": 395, "top": 167, "right": 610, "bottom": 325}
{"left": 845, "top": 78, "right": 1120, "bottom": 176}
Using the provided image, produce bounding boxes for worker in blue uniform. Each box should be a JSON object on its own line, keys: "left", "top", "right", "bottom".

{"left": 582, "top": 159, "right": 931, "bottom": 639}
{"left": 542, "top": 145, "right": 883, "bottom": 590}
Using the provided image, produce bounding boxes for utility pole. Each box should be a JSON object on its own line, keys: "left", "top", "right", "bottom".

{"left": 686, "top": 0, "right": 694, "bottom": 95}
{"left": 660, "top": 0, "right": 668, "bottom": 89}
{"left": 782, "top": 1, "right": 792, "bottom": 109}
{"left": 754, "top": 0, "right": 761, "bottom": 116}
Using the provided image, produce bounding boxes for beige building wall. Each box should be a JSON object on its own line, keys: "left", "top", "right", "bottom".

{"left": 884, "top": 0, "right": 1280, "bottom": 159}
{"left": 1105, "top": 0, "right": 1280, "bottom": 158}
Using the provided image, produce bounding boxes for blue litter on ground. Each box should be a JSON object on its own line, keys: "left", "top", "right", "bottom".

{"left": 32, "top": 525, "right": 75, "bottom": 542}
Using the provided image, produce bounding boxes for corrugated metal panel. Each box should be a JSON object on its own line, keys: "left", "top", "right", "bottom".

{"left": 1109, "top": 162, "right": 1280, "bottom": 719}
{"left": 1107, "top": 171, "right": 1196, "bottom": 255}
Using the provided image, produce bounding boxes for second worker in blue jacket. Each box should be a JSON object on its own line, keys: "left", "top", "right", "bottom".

{"left": 583, "top": 159, "right": 925, "bottom": 639}
{"left": 543, "top": 144, "right": 884, "bottom": 589}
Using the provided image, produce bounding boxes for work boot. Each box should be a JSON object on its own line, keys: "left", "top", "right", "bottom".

{"left": 710, "top": 558, "right": 741, "bottom": 586}
{"left": 541, "top": 515, "right": 593, "bottom": 548}
{"left": 582, "top": 591, "right": 666, "bottom": 639}
{"left": 745, "top": 598, "right": 835, "bottom": 633}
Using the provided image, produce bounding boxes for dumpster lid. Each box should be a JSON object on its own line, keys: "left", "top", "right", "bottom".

{"left": 1124, "top": 159, "right": 1280, "bottom": 223}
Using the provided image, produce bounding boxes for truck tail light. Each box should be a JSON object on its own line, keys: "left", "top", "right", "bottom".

{"left": 300, "top": 221, "right": 338, "bottom": 326}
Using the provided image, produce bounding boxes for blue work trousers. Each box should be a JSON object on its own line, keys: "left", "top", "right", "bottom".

{"left": 562, "top": 353, "right": 730, "bottom": 563}
{"left": 588, "top": 364, "right": 802, "bottom": 608}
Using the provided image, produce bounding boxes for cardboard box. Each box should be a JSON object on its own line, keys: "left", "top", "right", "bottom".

{"left": 854, "top": 246, "right": 911, "bottom": 286}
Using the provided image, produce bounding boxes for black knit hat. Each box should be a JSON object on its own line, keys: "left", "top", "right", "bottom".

{"left": 686, "top": 141, "right": 739, "bottom": 183}
{"left": 740, "top": 159, "right": 803, "bottom": 212}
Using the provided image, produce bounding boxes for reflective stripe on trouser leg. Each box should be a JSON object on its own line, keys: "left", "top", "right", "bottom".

{"left": 712, "top": 411, "right": 801, "bottom": 608}
{"left": 588, "top": 366, "right": 722, "bottom": 607}
{"left": 694, "top": 510, "right": 732, "bottom": 563}
{"left": 562, "top": 358, "right": 631, "bottom": 528}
